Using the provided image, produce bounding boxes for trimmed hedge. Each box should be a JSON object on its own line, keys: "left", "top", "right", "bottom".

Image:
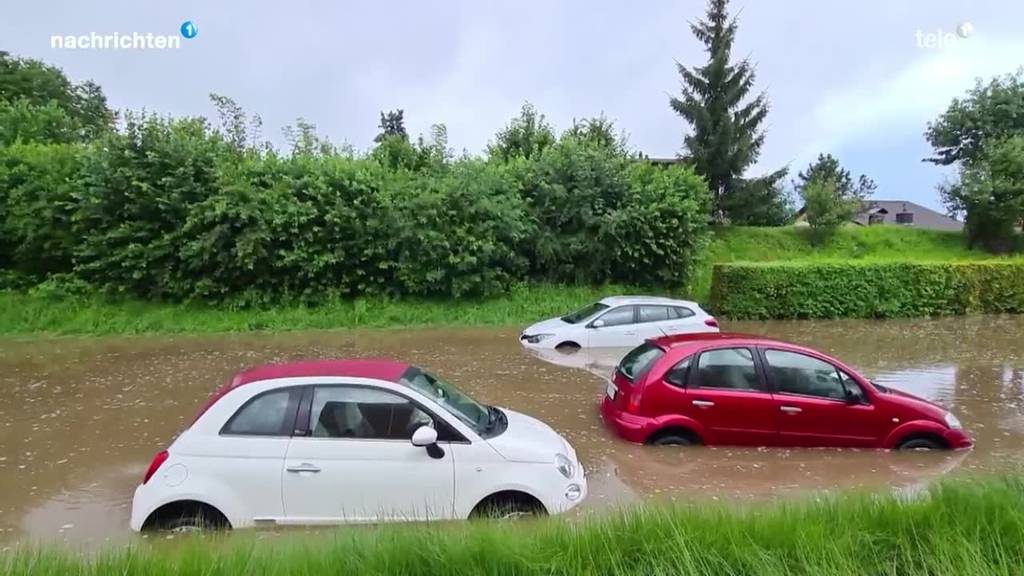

{"left": 709, "top": 261, "right": 1024, "bottom": 319}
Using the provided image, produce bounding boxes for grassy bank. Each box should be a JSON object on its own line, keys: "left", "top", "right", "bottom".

{"left": 0, "top": 284, "right": 625, "bottom": 336}
{"left": 6, "top": 477, "right": 1024, "bottom": 575}
{"left": 691, "top": 225, "right": 993, "bottom": 301}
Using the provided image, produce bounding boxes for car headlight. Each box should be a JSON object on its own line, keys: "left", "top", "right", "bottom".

{"left": 555, "top": 454, "right": 575, "bottom": 479}
{"left": 944, "top": 412, "right": 962, "bottom": 429}
{"left": 525, "top": 333, "right": 555, "bottom": 344}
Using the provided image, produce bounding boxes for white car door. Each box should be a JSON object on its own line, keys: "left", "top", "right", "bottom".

{"left": 636, "top": 305, "right": 674, "bottom": 340}
{"left": 664, "top": 305, "right": 715, "bottom": 334}
{"left": 585, "top": 305, "right": 639, "bottom": 347}
{"left": 281, "top": 385, "right": 455, "bottom": 524}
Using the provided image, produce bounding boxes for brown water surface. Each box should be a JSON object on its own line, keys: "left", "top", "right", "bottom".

{"left": 1, "top": 315, "right": 1022, "bottom": 547}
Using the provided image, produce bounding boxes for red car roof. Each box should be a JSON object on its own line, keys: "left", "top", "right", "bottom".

{"left": 191, "top": 359, "right": 411, "bottom": 425}
{"left": 651, "top": 332, "right": 802, "bottom": 350}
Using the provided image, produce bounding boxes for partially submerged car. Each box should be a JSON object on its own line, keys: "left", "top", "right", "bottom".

{"left": 520, "top": 296, "right": 719, "bottom": 351}
{"left": 132, "top": 359, "right": 586, "bottom": 531}
{"left": 602, "top": 333, "right": 972, "bottom": 450}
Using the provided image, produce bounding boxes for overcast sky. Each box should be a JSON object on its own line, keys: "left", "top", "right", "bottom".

{"left": 4, "top": 1, "right": 1023, "bottom": 210}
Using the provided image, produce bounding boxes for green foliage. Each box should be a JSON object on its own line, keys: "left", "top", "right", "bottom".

{"left": 0, "top": 142, "right": 82, "bottom": 275}
{"left": 926, "top": 70, "right": 1024, "bottom": 166}
{"left": 487, "top": 102, "right": 555, "bottom": 162}
{"left": 669, "top": 0, "right": 787, "bottom": 224}
{"left": 0, "top": 98, "right": 711, "bottom": 304}
{"left": 600, "top": 163, "right": 711, "bottom": 286}
{"left": 795, "top": 153, "right": 876, "bottom": 201}
{"left": 710, "top": 261, "right": 1024, "bottom": 319}
{"left": 71, "top": 112, "right": 228, "bottom": 299}
{"left": 0, "top": 52, "right": 114, "bottom": 143}
{"left": 5, "top": 477, "right": 1024, "bottom": 576}
{"left": 940, "top": 136, "right": 1024, "bottom": 253}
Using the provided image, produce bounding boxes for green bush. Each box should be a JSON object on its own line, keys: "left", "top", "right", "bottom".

{"left": 710, "top": 261, "right": 1024, "bottom": 319}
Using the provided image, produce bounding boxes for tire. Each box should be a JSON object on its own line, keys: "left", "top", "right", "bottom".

{"left": 153, "top": 508, "right": 228, "bottom": 533}
{"left": 650, "top": 434, "right": 696, "bottom": 446}
{"left": 472, "top": 497, "right": 544, "bottom": 520}
{"left": 897, "top": 437, "right": 945, "bottom": 451}
{"left": 555, "top": 342, "right": 581, "bottom": 355}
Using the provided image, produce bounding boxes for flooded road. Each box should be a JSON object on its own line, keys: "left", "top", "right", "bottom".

{"left": 1, "top": 315, "right": 1022, "bottom": 546}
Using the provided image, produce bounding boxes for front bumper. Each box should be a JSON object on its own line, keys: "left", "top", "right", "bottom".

{"left": 943, "top": 428, "right": 974, "bottom": 450}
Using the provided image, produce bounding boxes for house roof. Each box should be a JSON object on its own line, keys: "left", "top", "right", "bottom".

{"left": 854, "top": 200, "right": 962, "bottom": 231}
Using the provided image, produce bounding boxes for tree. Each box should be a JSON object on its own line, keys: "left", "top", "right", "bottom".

{"left": 487, "top": 103, "right": 555, "bottom": 162}
{"left": 795, "top": 155, "right": 872, "bottom": 241}
{"left": 795, "top": 153, "right": 876, "bottom": 201}
{"left": 939, "top": 136, "right": 1024, "bottom": 252}
{"left": 563, "top": 115, "right": 627, "bottom": 153}
{"left": 670, "top": 0, "right": 785, "bottom": 223}
{"left": 0, "top": 52, "right": 114, "bottom": 142}
{"left": 374, "top": 109, "right": 407, "bottom": 143}
{"left": 926, "top": 70, "right": 1024, "bottom": 166}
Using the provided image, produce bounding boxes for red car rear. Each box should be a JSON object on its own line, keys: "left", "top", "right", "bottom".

{"left": 600, "top": 333, "right": 972, "bottom": 450}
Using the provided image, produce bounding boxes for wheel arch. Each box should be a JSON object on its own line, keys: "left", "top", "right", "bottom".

{"left": 141, "top": 498, "right": 232, "bottom": 531}
{"left": 645, "top": 415, "right": 707, "bottom": 445}
{"left": 883, "top": 420, "right": 950, "bottom": 450}
{"left": 469, "top": 489, "right": 547, "bottom": 517}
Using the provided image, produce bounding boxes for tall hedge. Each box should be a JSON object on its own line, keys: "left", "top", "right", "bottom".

{"left": 709, "top": 261, "right": 1024, "bottom": 319}
{"left": 0, "top": 114, "right": 712, "bottom": 304}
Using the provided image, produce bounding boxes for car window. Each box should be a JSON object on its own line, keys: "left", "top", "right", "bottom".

{"left": 664, "top": 355, "right": 692, "bottom": 387}
{"left": 595, "top": 306, "right": 635, "bottom": 327}
{"left": 764, "top": 349, "right": 847, "bottom": 401}
{"left": 221, "top": 389, "right": 300, "bottom": 436}
{"left": 839, "top": 370, "right": 866, "bottom": 403}
{"left": 670, "top": 306, "right": 695, "bottom": 319}
{"left": 695, "top": 348, "right": 760, "bottom": 390}
{"left": 638, "top": 305, "right": 669, "bottom": 323}
{"left": 309, "top": 386, "right": 433, "bottom": 440}
{"left": 561, "top": 301, "right": 609, "bottom": 324}
{"left": 617, "top": 342, "right": 665, "bottom": 382}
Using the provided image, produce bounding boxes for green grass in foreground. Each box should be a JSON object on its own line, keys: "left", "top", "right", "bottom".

{"left": 0, "top": 284, "right": 634, "bottom": 337}
{"left": 5, "top": 477, "right": 1024, "bottom": 575}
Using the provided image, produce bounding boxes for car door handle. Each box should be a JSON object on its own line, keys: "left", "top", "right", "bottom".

{"left": 286, "top": 463, "right": 321, "bottom": 473}
{"left": 780, "top": 406, "right": 802, "bottom": 414}
{"left": 692, "top": 400, "right": 715, "bottom": 408}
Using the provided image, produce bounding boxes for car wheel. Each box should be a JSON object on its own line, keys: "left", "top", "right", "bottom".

{"left": 650, "top": 434, "right": 695, "bottom": 446}
{"left": 555, "top": 342, "right": 581, "bottom": 355}
{"left": 472, "top": 498, "right": 544, "bottom": 520}
{"left": 157, "top": 509, "right": 227, "bottom": 533}
{"left": 897, "top": 437, "right": 945, "bottom": 451}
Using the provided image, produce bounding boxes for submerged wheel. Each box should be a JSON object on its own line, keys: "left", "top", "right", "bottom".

{"left": 143, "top": 501, "right": 230, "bottom": 532}
{"left": 555, "top": 341, "right": 581, "bottom": 354}
{"left": 896, "top": 437, "right": 946, "bottom": 451}
{"left": 648, "top": 429, "right": 700, "bottom": 446}
{"left": 471, "top": 492, "right": 546, "bottom": 520}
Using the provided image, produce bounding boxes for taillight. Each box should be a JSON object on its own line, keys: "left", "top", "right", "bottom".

{"left": 143, "top": 450, "right": 169, "bottom": 485}
{"left": 626, "top": 390, "right": 642, "bottom": 414}
{"left": 704, "top": 318, "right": 719, "bottom": 328}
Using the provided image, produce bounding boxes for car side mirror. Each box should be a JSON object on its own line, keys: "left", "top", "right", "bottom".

{"left": 843, "top": 387, "right": 861, "bottom": 404}
{"left": 591, "top": 319, "right": 605, "bottom": 329}
{"left": 411, "top": 425, "right": 438, "bottom": 447}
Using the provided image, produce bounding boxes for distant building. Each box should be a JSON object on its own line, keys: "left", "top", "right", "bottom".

{"left": 794, "top": 200, "right": 963, "bottom": 232}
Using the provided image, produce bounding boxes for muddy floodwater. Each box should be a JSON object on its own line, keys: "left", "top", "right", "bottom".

{"left": 1, "top": 315, "right": 1023, "bottom": 546}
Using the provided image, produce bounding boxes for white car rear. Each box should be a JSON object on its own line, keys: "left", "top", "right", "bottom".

{"left": 130, "top": 360, "right": 586, "bottom": 531}
{"left": 520, "top": 296, "right": 719, "bottom": 350}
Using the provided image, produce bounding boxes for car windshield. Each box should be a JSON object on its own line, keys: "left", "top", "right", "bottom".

{"left": 562, "top": 302, "right": 609, "bottom": 324}
{"left": 398, "top": 367, "right": 491, "bottom": 434}
{"left": 618, "top": 342, "right": 665, "bottom": 381}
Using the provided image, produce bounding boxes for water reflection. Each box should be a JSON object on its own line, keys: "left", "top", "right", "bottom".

{"left": 0, "top": 315, "right": 1021, "bottom": 545}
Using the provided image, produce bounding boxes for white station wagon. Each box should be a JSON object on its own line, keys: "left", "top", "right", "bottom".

{"left": 520, "top": 296, "right": 719, "bottom": 351}
{"left": 131, "top": 359, "right": 586, "bottom": 531}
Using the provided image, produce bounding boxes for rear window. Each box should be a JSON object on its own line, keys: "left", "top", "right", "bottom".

{"left": 617, "top": 343, "right": 665, "bottom": 382}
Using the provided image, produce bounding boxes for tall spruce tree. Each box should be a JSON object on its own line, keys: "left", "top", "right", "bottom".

{"left": 670, "top": 0, "right": 787, "bottom": 224}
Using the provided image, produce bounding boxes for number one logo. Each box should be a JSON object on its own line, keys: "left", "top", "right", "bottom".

{"left": 180, "top": 21, "right": 197, "bottom": 39}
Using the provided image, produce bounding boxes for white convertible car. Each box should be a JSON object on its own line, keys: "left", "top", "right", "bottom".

{"left": 519, "top": 296, "right": 719, "bottom": 351}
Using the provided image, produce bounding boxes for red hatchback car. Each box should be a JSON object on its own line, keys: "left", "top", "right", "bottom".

{"left": 601, "top": 333, "right": 972, "bottom": 450}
